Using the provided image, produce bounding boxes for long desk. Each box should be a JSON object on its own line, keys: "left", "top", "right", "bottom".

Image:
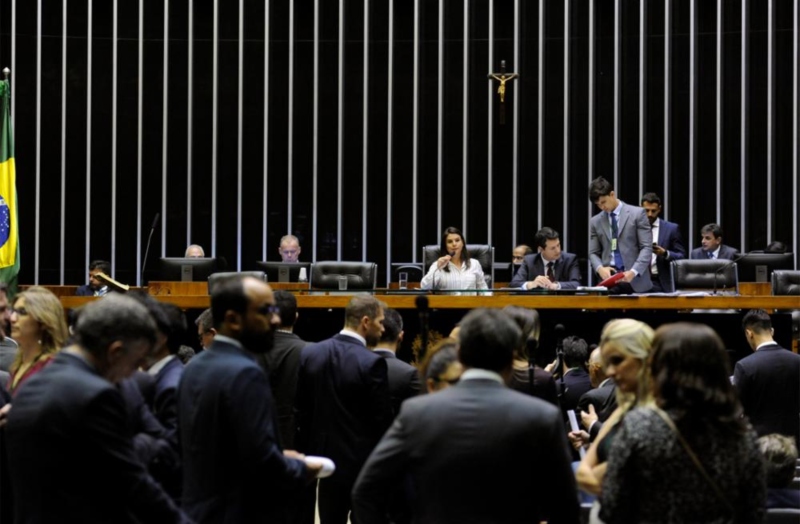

{"left": 60, "top": 293, "right": 800, "bottom": 311}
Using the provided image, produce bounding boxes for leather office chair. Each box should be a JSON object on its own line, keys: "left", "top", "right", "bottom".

{"left": 771, "top": 270, "right": 800, "bottom": 351}
{"left": 392, "top": 263, "right": 424, "bottom": 283}
{"left": 207, "top": 271, "right": 266, "bottom": 294}
{"left": 309, "top": 261, "right": 378, "bottom": 290}
{"left": 422, "top": 244, "right": 495, "bottom": 286}
{"left": 765, "top": 509, "right": 800, "bottom": 524}
{"left": 772, "top": 270, "right": 800, "bottom": 296}
{"left": 671, "top": 259, "right": 739, "bottom": 294}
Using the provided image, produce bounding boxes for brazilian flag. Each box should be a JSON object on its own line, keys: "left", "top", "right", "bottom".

{"left": 0, "top": 78, "right": 19, "bottom": 297}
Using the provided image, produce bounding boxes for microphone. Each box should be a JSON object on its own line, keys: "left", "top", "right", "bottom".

{"left": 140, "top": 212, "right": 160, "bottom": 286}
{"left": 711, "top": 252, "right": 749, "bottom": 295}
{"left": 432, "top": 251, "right": 456, "bottom": 291}
{"left": 416, "top": 295, "right": 430, "bottom": 362}
{"left": 553, "top": 324, "right": 567, "bottom": 399}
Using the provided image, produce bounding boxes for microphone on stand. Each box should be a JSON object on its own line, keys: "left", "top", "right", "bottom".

{"left": 432, "top": 251, "right": 456, "bottom": 292}
{"left": 711, "top": 252, "right": 749, "bottom": 295}
{"left": 416, "top": 295, "right": 430, "bottom": 362}
{"left": 553, "top": 324, "right": 567, "bottom": 400}
{"left": 140, "top": 212, "right": 160, "bottom": 286}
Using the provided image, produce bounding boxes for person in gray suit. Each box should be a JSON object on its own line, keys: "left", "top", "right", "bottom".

{"left": 588, "top": 177, "right": 653, "bottom": 294}
{"left": 352, "top": 308, "right": 580, "bottom": 524}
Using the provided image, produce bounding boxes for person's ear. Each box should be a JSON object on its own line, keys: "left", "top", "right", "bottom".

{"left": 106, "top": 340, "right": 125, "bottom": 363}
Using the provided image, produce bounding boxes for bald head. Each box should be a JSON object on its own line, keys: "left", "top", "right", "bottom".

{"left": 588, "top": 346, "right": 606, "bottom": 388}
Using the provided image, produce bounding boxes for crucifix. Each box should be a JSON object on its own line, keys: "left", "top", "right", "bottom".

{"left": 487, "top": 60, "right": 519, "bottom": 125}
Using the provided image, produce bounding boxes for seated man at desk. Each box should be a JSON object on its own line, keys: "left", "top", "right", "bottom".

{"left": 75, "top": 260, "right": 111, "bottom": 297}
{"left": 278, "top": 235, "right": 302, "bottom": 263}
{"left": 184, "top": 245, "right": 205, "bottom": 258}
{"left": 509, "top": 227, "right": 581, "bottom": 290}
{"left": 689, "top": 223, "right": 737, "bottom": 260}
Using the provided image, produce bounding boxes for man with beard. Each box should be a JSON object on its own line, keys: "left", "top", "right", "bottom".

{"left": 295, "top": 295, "right": 394, "bottom": 524}
{"left": 178, "top": 275, "right": 320, "bottom": 523}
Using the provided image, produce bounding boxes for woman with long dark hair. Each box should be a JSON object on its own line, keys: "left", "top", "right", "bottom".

{"left": 420, "top": 227, "right": 489, "bottom": 291}
{"left": 600, "top": 323, "right": 765, "bottom": 523}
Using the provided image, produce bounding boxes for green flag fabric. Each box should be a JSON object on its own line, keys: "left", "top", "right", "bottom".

{"left": 0, "top": 79, "right": 20, "bottom": 297}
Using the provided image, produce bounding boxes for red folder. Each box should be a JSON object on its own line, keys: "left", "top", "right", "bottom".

{"left": 598, "top": 271, "right": 626, "bottom": 288}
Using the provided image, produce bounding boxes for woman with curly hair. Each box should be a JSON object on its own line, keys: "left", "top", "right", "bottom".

{"left": 7, "top": 287, "right": 69, "bottom": 395}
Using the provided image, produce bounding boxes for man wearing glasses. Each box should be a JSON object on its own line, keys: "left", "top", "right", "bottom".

{"left": 178, "top": 275, "right": 320, "bottom": 522}
{"left": 278, "top": 234, "right": 302, "bottom": 263}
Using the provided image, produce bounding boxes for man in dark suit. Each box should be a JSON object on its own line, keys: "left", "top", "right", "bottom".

{"left": 576, "top": 346, "right": 617, "bottom": 441}
{"left": 689, "top": 223, "right": 738, "bottom": 260}
{"left": 352, "top": 308, "right": 579, "bottom": 524}
{"left": 5, "top": 294, "right": 189, "bottom": 523}
{"left": 178, "top": 275, "right": 318, "bottom": 523}
{"left": 588, "top": 177, "right": 653, "bottom": 294}
{"left": 551, "top": 336, "right": 592, "bottom": 416}
{"left": 75, "top": 259, "right": 112, "bottom": 296}
{"left": 641, "top": 192, "right": 686, "bottom": 292}
{"left": 510, "top": 227, "right": 582, "bottom": 290}
{"left": 370, "top": 308, "right": 421, "bottom": 415}
{"left": 296, "top": 295, "right": 394, "bottom": 524}
{"left": 256, "top": 289, "right": 307, "bottom": 448}
{"left": 0, "top": 282, "right": 17, "bottom": 372}
{"left": 734, "top": 309, "right": 800, "bottom": 445}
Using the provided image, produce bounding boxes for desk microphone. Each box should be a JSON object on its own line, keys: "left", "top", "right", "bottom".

{"left": 140, "top": 212, "right": 160, "bottom": 286}
{"left": 416, "top": 295, "right": 430, "bottom": 362}
{"left": 712, "top": 252, "right": 749, "bottom": 295}
{"left": 432, "top": 251, "right": 455, "bottom": 291}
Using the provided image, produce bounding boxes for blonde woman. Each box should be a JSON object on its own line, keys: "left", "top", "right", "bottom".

{"left": 7, "top": 287, "right": 69, "bottom": 395}
{"left": 576, "top": 318, "right": 655, "bottom": 501}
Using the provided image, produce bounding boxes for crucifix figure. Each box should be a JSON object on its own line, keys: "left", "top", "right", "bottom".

{"left": 488, "top": 60, "right": 519, "bottom": 125}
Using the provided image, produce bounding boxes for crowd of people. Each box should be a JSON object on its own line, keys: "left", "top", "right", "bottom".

{"left": 0, "top": 269, "right": 796, "bottom": 522}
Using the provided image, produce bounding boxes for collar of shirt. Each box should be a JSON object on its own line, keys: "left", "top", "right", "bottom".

{"left": 541, "top": 254, "right": 560, "bottom": 266}
{"left": 339, "top": 328, "right": 367, "bottom": 347}
{"left": 607, "top": 200, "right": 624, "bottom": 222}
{"left": 460, "top": 368, "right": 504, "bottom": 384}
{"left": 710, "top": 246, "right": 721, "bottom": 258}
{"left": 213, "top": 334, "right": 244, "bottom": 350}
{"left": 373, "top": 348, "right": 396, "bottom": 358}
{"left": 756, "top": 341, "right": 779, "bottom": 351}
{"left": 277, "top": 329, "right": 294, "bottom": 335}
{"left": 148, "top": 354, "right": 175, "bottom": 376}
{"left": 94, "top": 285, "right": 109, "bottom": 296}
{"left": 598, "top": 377, "right": 613, "bottom": 388}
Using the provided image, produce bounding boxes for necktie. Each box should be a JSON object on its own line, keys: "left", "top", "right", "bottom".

{"left": 609, "top": 212, "right": 625, "bottom": 270}
{"left": 707, "top": 251, "right": 715, "bottom": 260}
{"left": 546, "top": 262, "right": 556, "bottom": 282}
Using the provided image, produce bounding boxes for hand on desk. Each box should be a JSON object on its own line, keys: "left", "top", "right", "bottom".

{"left": 525, "top": 276, "right": 557, "bottom": 290}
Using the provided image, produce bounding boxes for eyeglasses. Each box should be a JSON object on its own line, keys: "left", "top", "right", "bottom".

{"left": 280, "top": 250, "right": 298, "bottom": 256}
{"left": 511, "top": 255, "right": 525, "bottom": 261}
{"left": 257, "top": 305, "right": 280, "bottom": 316}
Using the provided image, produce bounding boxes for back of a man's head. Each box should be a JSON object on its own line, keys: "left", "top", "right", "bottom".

{"left": 563, "top": 336, "right": 589, "bottom": 369}
{"left": 76, "top": 294, "right": 157, "bottom": 356}
{"left": 210, "top": 276, "right": 248, "bottom": 331}
{"left": 379, "top": 308, "right": 403, "bottom": 344}
{"left": 273, "top": 289, "right": 298, "bottom": 328}
{"left": 458, "top": 308, "right": 520, "bottom": 373}
{"left": 758, "top": 433, "right": 798, "bottom": 488}
{"left": 742, "top": 309, "right": 772, "bottom": 334}
{"left": 344, "top": 295, "right": 383, "bottom": 328}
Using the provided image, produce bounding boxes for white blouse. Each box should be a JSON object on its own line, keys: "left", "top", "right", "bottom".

{"left": 420, "top": 259, "right": 489, "bottom": 291}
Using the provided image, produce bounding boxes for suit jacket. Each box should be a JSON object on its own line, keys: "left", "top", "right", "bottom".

{"left": 577, "top": 379, "right": 617, "bottom": 439}
{"left": 257, "top": 330, "right": 306, "bottom": 449}
{"left": 734, "top": 343, "right": 800, "bottom": 444}
{"left": 0, "top": 337, "right": 18, "bottom": 372}
{"left": 589, "top": 201, "right": 654, "bottom": 292}
{"left": 559, "top": 368, "right": 593, "bottom": 414}
{"left": 690, "top": 244, "right": 738, "bottom": 260}
{"left": 374, "top": 348, "right": 422, "bottom": 415}
{"left": 296, "top": 333, "right": 393, "bottom": 482}
{"left": 152, "top": 356, "right": 184, "bottom": 442}
{"left": 5, "top": 352, "right": 187, "bottom": 523}
{"left": 652, "top": 219, "right": 686, "bottom": 292}
{"left": 508, "top": 252, "right": 582, "bottom": 290}
{"left": 352, "top": 377, "right": 580, "bottom": 524}
{"left": 178, "top": 337, "right": 308, "bottom": 523}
